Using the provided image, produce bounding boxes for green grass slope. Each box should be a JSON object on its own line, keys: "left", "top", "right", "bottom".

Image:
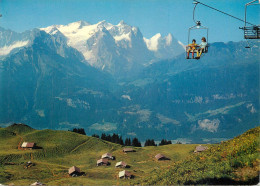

{"left": 139, "top": 126, "right": 260, "bottom": 185}
{"left": 0, "top": 124, "right": 196, "bottom": 185}
{"left": 0, "top": 124, "right": 259, "bottom": 185}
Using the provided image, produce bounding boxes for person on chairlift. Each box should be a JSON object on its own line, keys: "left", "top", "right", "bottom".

{"left": 186, "top": 39, "right": 197, "bottom": 59}
{"left": 196, "top": 37, "right": 207, "bottom": 59}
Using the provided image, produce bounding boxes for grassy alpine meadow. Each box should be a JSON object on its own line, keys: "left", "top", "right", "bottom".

{"left": 138, "top": 126, "right": 260, "bottom": 185}
{"left": 0, "top": 124, "right": 259, "bottom": 185}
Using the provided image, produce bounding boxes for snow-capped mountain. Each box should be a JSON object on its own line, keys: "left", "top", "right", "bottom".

{"left": 0, "top": 20, "right": 184, "bottom": 74}
{"left": 144, "top": 33, "right": 184, "bottom": 60}
{"left": 0, "top": 23, "right": 259, "bottom": 141}
{"left": 40, "top": 20, "right": 184, "bottom": 74}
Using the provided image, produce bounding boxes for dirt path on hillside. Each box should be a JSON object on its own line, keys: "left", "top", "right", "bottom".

{"left": 17, "top": 135, "right": 23, "bottom": 150}
{"left": 70, "top": 139, "right": 90, "bottom": 153}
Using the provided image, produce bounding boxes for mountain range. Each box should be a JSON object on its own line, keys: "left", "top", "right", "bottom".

{"left": 0, "top": 20, "right": 259, "bottom": 142}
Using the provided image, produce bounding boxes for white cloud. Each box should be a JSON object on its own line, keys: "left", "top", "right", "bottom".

{"left": 66, "top": 98, "right": 77, "bottom": 108}
{"left": 89, "top": 122, "right": 117, "bottom": 132}
{"left": 157, "top": 113, "right": 180, "bottom": 125}
{"left": 59, "top": 122, "right": 80, "bottom": 128}
{"left": 198, "top": 119, "right": 220, "bottom": 133}
{"left": 127, "top": 132, "right": 136, "bottom": 136}
{"left": 194, "top": 96, "right": 203, "bottom": 104}
{"left": 121, "top": 95, "right": 131, "bottom": 101}
{"left": 36, "top": 110, "right": 45, "bottom": 117}
{"left": 0, "top": 41, "right": 29, "bottom": 56}
{"left": 125, "top": 106, "right": 151, "bottom": 122}
{"left": 246, "top": 103, "right": 257, "bottom": 113}
{"left": 137, "top": 109, "right": 151, "bottom": 122}
{"left": 212, "top": 93, "right": 236, "bottom": 100}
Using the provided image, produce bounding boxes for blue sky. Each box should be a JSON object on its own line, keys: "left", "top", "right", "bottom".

{"left": 0, "top": 0, "right": 259, "bottom": 43}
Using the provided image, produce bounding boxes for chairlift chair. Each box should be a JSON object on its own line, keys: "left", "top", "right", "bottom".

{"left": 239, "top": 0, "right": 260, "bottom": 48}
{"left": 186, "top": 21, "right": 209, "bottom": 59}
{"left": 186, "top": 1, "right": 209, "bottom": 59}
{"left": 240, "top": 0, "right": 260, "bottom": 40}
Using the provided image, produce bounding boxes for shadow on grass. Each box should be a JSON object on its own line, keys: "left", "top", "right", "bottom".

{"left": 184, "top": 175, "right": 259, "bottom": 185}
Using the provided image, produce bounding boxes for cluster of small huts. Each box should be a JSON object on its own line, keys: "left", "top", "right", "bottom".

{"left": 21, "top": 138, "right": 207, "bottom": 182}
{"left": 68, "top": 148, "right": 136, "bottom": 179}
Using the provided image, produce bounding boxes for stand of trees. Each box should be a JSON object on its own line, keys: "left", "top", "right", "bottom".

{"left": 159, "top": 139, "right": 172, "bottom": 146}
{"left": 69, "top": 128, "right": 86, "bottom": 135}
{"left": 144, "top": 139, "right": 157, "bottom": 146}
{"left": 70, "top": 129, "right": 175, "bottom": 147}
{"left": 132, "top": 137, "right": 142, "bottom": 147}
{"left": 100, "top": 133, "right": 124, "bottom": 145}
{"left": 91, "top": 134, "right": 142, "bottom": 147}
{"left": 90, "top": 133, "right": 174, "bottom": 147}
{"left": 92, "top": 134, "right": 99, "bottom": 138}
{"left": 125, "top": 138, "right": 132, "bottom": 146}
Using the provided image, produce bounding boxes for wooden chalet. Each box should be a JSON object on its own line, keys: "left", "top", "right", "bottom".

{"left": 194, "top": 145, "right": 208, "bottom": 153}
{"left": 119, "top": 170, "right": 132, "bottom": 179}
{"left": 155, "top": 153, "right": 170, "bottom": 161}
{"left": 101, "top": 152, "right": 114, "bottom": 160}
{"left": 115, "top": 161, "right": 128, "bottom": 168}
{"left": 123, "top": 148, "right": 135, "bottom": 153}
{"left": 31, "top": 181, "right": 45, "bottom": 186}
{"left": 68, "top": 166, "right": 81, "bottom": 176}
{"left": 21, "top": 142, "right": 35, "bottom": 150}
{"left": 97, "top": 158, "right": 109, "bottom": 166}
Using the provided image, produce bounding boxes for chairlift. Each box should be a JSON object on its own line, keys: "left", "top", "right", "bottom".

{"left": 186, "top": 1, "right": 209, "bottom": 60}
{"left": 239, "top": 0, "right": 260, "bottom": 48}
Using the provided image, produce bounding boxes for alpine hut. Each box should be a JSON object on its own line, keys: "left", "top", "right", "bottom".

{"left": 155, "top": 153, "right": 170, "bottom": 161}
{"left": 101, "top": 152, "right": 114, "bottom": 160}
{"left": 119, "top": 170, "right": 132, "bottom": 179}
{"left": 97, "top": 158, "right": 110, "bottom": 166}
{"left": 123, "top": 148, "right": 135, "bottom": 153}
{"left": 194, "top": 145, "right": 208, "bottom": 153}
{"left": 21, "top": 142, "right": 35, "bottom": 150}
{"left": 31, "top": 181, "right": 45, "bottom": 186}
{"left": 68, "top": 166, "right": 81, "bottom": 176}
{"left": 115, "top": 161, "right": 128, "bottom": 168}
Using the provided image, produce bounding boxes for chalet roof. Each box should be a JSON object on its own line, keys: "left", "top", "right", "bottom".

{"left": 195, "top": 145, "right": 208, "bottom": 152}
{"left": 155, "top": 153, "right": 166, "bottom": 160}
{"left": 68, "top": 166, "right": 80, "bottom": 175}
{"left": 119, "top": 170, "right": 131, "bottom": 178}
{"left": 21, "top": 142, "right": 35, "bottom": 148}
{"left": 97, "top": 158, "right": 109, "bottom": 164}
{"left": 101, "top": 152, "right": 112, "bottom": 159}
{"left": 115, "top": 161, "right": 127, "bottom": 167}
{"left": 123, "top": 148, "right": 134, "bottom": 152}
{"left": 31, "top": 181, "right": 44, "bottom": 186}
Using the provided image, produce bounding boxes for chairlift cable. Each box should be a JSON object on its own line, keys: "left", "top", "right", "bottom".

{"left": 193, "top": 2, "right": 199, "bottom": 24}
{"left": 194, "top": 0, "right": 255, "bottom": 26}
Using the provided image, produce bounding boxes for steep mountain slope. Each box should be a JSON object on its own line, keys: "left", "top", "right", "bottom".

{"left": 117, "top": 41, "right": 259, "bottom": 141}
{"left": 0, "top": 23, "right": 259, "bottom": 142}
{"left": 0, "top": 29, "right": 120, "bottom": 129}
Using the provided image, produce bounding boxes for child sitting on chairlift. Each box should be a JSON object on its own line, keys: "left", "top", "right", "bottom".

{"left": 196, "top": 37, "right": 207, "bottom": 59}
{"left": 186, "top": 39, "right": 197, "bottom": 59}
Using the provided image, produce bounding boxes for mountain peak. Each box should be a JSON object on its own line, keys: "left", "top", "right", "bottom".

{"left": 118, "top": 20, "right": 127, "bottom": 26}
{"left": 66, "top": 20, "right": 90, "bottom": 29}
